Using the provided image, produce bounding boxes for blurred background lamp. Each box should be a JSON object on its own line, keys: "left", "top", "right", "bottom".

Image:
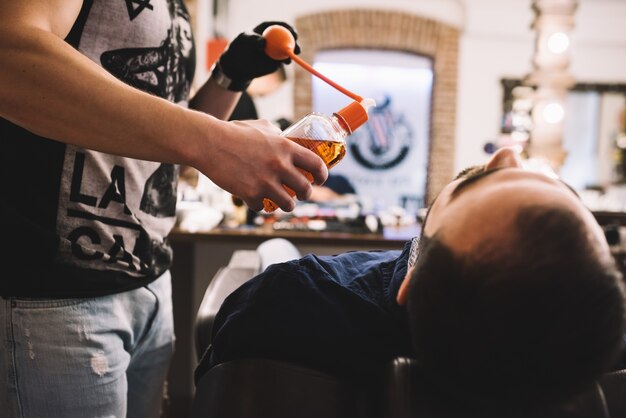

{"left": 522, "top": 157, "right": 560, "bottom": 179}
{"left": 542, "top": 102, "right": 565, "bottom": 124}
{"left": 547, "top": 32, "right": 570, "bottom": 54}
{"left": 511, "top": 131, "right": 529, "bottom": 142}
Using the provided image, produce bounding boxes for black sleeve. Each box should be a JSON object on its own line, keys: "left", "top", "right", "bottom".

{"left": 228, "top": 91, "right": 258, "bottom": 121}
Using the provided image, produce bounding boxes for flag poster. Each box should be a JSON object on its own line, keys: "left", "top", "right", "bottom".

{"left": 312, "top": 49, "right": 433, "bottom": 213}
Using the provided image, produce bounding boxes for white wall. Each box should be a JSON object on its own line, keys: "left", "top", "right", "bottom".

{"left": 199, "top": 0, "right": 626, "bottom": 173}
{"left": 456, "top": 0, "right": 535, "bottom": 170}
{"left": 571, "top": 1, "right": 626, "bottom": 82}
{"left": 222, "top": 0, "right": 465, "bottom": 36}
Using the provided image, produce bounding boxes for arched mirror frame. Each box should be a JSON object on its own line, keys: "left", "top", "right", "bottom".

{"left": 294, "top": 9, "right": 460, "bottom": 204}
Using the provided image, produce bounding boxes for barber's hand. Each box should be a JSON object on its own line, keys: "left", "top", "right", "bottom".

{"left": 198, "top": 119, "right": 328, "bottom": 213}
{"left": 214, "top": 21, "right": 301, "bottom": 91}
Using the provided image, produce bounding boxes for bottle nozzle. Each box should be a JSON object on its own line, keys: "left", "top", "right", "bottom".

{"left": 263, "top": 25, "right": 296, "bottom": 61}
{"left": 335, "top": 98, "right": 376, "bottom": 134}
{"left": 360, "top": 98, "right": 376, "bottom": 112}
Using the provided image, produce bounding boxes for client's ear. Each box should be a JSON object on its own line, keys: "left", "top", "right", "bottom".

{"left": 396, "top": 267, "right": 414, "bottom": 306}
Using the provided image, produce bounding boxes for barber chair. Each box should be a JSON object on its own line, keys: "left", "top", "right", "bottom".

{"left": 191, "top": 238, "right": 626, "bottom": 418}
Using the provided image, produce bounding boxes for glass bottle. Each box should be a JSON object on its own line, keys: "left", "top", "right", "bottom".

{"left": 263, "top": 98, "right": 375, "bottom": 212}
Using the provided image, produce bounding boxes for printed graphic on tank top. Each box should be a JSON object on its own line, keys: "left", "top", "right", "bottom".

{"left": 55, "top": 0, "right": 195, "bottom": 278}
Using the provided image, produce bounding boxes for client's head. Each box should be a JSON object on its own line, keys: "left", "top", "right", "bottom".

{"left": 398, "top": 147, "right": 625, "bottom": 410}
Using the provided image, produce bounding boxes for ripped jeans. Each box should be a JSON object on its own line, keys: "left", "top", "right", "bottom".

{"left": 0, "top": 272, "right": 175, "bottom": 418}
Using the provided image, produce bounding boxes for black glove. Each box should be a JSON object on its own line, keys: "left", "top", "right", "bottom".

{"left": 212, "top": 21, "right": 301, "bottom": 92}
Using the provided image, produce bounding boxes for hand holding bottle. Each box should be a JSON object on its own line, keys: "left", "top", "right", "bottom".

{"left": 196, "top": 118, "right": 328, "bottom": 212}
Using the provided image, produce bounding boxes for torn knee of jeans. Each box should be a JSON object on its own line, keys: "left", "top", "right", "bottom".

{"left": 90, "top": 351, "right": 109, "bottom": 376}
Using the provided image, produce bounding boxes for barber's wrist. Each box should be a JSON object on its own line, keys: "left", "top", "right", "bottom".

{"left": 211, "top": 62, "right": 251, "bottom": 92}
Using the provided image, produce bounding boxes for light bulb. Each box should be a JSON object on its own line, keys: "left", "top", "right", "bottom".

{"left": 542, "top": 102, "right": 565, "bottom": 124}
{"left": 547, "top": 32, "right": 570, "bottom": 54}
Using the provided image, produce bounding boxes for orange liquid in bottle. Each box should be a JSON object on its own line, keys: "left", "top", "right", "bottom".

{"left": 262, "top": 137, "right": 346, "bottom": 212}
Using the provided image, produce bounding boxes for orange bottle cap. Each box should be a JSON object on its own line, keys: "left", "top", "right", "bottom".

{"left": 334, "top": 100, "right": 371, "bottom": 133}
{"left": 262, "top": 25, "right": 295, "bottom": 61}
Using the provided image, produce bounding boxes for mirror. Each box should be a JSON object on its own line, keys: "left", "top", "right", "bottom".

{"left": 560, "top": 84, "right": 626, "bottom": 190}
{"left": 501, "top": 0, "right": 625, "bottom": 216}
{"left": 501, "top": 79, "right": 626, "bottom": 212}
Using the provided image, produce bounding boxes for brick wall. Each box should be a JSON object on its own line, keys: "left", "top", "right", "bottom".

{"left": 295, "top": 9, "right": 460, "bottom": 203}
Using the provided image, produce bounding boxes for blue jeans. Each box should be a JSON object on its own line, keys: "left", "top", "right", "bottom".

{"left": 0, "top": 272, "right": 175, "bottom": 418}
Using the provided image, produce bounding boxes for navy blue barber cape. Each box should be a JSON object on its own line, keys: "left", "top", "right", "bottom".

{"left": 195, "top": 241, "right": 415, "bottom": 383}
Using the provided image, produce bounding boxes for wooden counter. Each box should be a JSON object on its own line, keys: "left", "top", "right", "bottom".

{"left": 169, "top": 222, "right": 419, "bottom": 246}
